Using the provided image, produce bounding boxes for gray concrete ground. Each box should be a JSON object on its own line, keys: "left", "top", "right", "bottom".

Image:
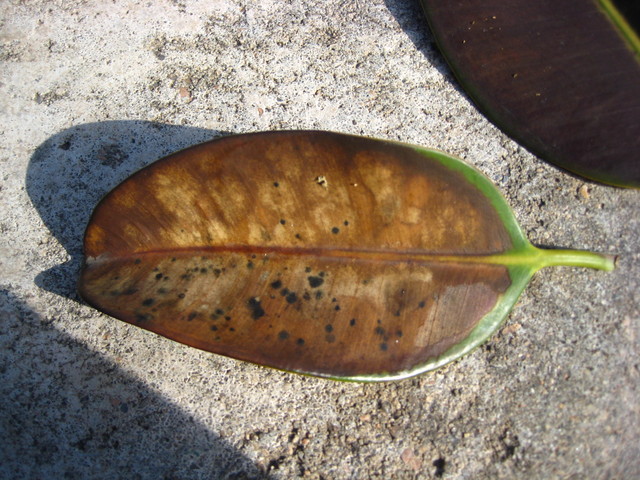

{"left": 1, "top": 1, "right": 638, "bottom": 478}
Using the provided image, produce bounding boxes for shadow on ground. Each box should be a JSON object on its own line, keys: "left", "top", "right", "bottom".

{"left": 12, "top": 121, "right": 271, "bottom": 479}
{"left": 384, "top": 0, "right": 459, "bottom": 84}
{"left": 0, "top": 289, "right": 271, "bottom": 479}
{"left": 26, "top": 120, "right": 231, "bottom": 300}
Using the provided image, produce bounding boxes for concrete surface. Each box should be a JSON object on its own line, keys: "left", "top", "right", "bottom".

{"left": 1, "top": 1, "right": 638, "bottom": 478}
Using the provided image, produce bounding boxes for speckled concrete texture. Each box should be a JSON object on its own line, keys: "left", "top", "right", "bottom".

{"left": 1, "top": 1, "right": 638, "bottom": 479}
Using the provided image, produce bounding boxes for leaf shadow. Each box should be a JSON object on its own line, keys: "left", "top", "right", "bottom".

{"left": 26, "top": 120, "right": 232, "bottom": 301}
{"left": 383, "top": 0, "right": 463, "bottom": 89}
{"left": 0, "top": 288, "right": 272, "bottom": 479}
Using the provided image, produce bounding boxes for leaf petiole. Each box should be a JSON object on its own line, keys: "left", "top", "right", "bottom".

{"left": 479, "top": 246, "right": 617, "bottom": 272}
{"left": 527, "top": 247, "right": 617, "bottom": 271}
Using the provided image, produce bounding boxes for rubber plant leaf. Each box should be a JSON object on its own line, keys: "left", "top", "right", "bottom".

{"left": 78, "top": 131, "right": 614, "bottom": 381}
{"left": 419, "top": 0, "right": 640, "bottom": 188}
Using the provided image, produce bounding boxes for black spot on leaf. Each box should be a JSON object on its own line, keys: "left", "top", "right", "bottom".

{"left": 247, "top": 297, "right": 265, "bottom": 320}
{"left": 307, "top": 276, "right": 324, "bottom": 288}
{"left": 285, "top": 292, "right": 298, "bottom": 304}
{"left": 278, "top": 330, "right": 290, "bottom": 340}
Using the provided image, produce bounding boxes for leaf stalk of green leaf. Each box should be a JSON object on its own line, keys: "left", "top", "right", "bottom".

{"left": 527, "top": 247, "right": 616, "bottom": 271}
{"left": 479, "top": 246, "right": 616, "bottom": 272}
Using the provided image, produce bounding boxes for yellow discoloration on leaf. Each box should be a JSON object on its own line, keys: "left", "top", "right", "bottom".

{"left": 80, "top": 131, "right": 517, "bottom": 378}
{"left": 80, "top": 132, "right": 612, "bottom": 379}
{"left": 84, "top": 132, "right": 512, "bottom": 259}
{"left": 81, "top": 251, "right": 509, "bottom": 377}
{"left": 79, "top": 131, "right": 613, "bottom": 380}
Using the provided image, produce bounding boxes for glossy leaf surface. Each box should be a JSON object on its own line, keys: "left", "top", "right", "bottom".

{"left": 420, "top": 0, "right": 640, "bottom": 188}
{"left": 79, "top": 131, "right": 614, "bottom": 381}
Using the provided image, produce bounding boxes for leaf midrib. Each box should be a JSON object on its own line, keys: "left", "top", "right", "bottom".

{"left": 86, "top": 244, "right": 615, "bottom": 271}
